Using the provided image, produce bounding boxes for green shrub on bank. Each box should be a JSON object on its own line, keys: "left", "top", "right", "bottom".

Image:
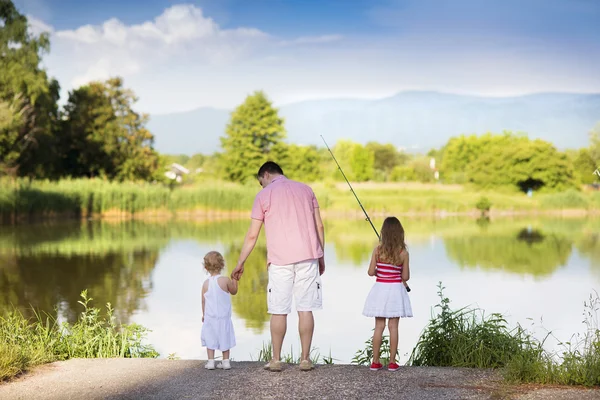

{"left": 402, "top": 282, "right": 600, "bottom": 387}
{"left": 0, "top": 290, "right": 157, "bottom": 381}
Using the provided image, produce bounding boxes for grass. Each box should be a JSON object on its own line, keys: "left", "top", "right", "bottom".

{"left": 252, "top": 341, "right": 335, "bottom": 365}
{"left": 408, "top": 283, "right": 530, "bottom": 368}
{"left": 351, "top": 332, "right": 392, "bottom": 366}
{"left": 503, "top": 291, "right": 600, "bottom": 386}
{"left": 2, "top": 178, "right": 600, "bottom": 222}
{"left": 395, "top": 282, "right": 600, "bottom": 387}
{"left": 0, "top": 290, "right": 158, "bottom": 381}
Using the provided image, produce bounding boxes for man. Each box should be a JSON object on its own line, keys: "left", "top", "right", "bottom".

{"left": 231, "top": 161, "right": 325, "bottom": 372}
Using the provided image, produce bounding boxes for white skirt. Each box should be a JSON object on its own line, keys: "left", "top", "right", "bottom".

{"left": 362, "top": 282, "right": 413, "bottom": 318}
{"left": 201, "top": 316, "right": 236, "bottom": 351}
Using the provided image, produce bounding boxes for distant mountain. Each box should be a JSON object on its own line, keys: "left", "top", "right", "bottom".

{"left": 147, "top": 91, "right": 600, "bottom": 155}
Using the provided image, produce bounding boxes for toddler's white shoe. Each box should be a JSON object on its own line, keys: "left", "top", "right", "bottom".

{"left": 205, "top": 360, "right": 215, "bottom": 370}
{"left": 217, "top": 359, "right": 231, "bottom": 370}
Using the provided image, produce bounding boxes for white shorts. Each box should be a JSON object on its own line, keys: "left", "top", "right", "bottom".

{"left": 267, "top": 259, "right": 323, "bottom": 315}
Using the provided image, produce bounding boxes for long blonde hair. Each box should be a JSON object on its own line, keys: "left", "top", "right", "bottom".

{"left": 378, "top": 217, "right": 407, "bottom": 265}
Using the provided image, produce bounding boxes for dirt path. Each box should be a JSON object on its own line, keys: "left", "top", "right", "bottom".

{"left": 1, "top": 359, "right": 598, "bottom": 400}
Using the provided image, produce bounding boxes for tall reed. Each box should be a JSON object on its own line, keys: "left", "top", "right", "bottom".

{"left": 2, "top": 178, "right": 599, "bottom": 222}
{"left": 0, "top": 290, "right": 158, "bottom": 381}
{"left": 398, "top": 282, "right": 600, "bottom": 387}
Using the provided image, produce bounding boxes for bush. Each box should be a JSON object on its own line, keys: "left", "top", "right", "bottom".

{"left": 475, "top": 197, "right": 492, "bottom": 215}
{"left": 0, "top": 290, "right": 158, "bottom": 381}
{"left": 400, "top": 282, "right": 600, "bottom": 387}
{"left": 408, "top": 282, "right": 525, "bottom": 368}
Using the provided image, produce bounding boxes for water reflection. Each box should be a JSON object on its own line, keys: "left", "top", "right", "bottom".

{"left": 224, "top": 243, "right": 270, "bottom": 332}
{"left": 0, "top": 217, "right": 599, "bottom": 360}
{"left": 444, "top": 230, "right": 572, "bottom": 276}
{"left": 0, "top": 250, "right": 156, "bottom": 323}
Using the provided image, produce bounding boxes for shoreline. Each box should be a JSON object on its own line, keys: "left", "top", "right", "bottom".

{"left": 2, "top": 207, "right": 600, "bottom": 225}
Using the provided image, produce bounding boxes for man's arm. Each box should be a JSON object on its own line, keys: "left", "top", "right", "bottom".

{"left": 231, "top": 218, "right": 263, "bottom": 280}
{"left": 314, "top": 207, "right": 326, "bottom": 275}
{"left": 314, "top": 208, "right": 325, "bottom": 249}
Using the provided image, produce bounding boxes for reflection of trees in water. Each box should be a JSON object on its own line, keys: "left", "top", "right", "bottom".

{"left": 0, "top": 250, "right": 157, "bottom": 323}
{"left": 3, "top": 218, "right": 599, "bottom": 330}
{"left": 576, "top": 232, "right": 600, "bottom": 280}
{"left": 516, "top": 228, "right": 545, "bottom": 244}
{"left": 0, "top": 220, "right": 251, "bottom": 256}
{"left": 224, "top": 243, "right": 269, "bottom": 333}
{"left": 444, "top": 227, "right": 572, "bottom": 276}
{"left": 333, "top": 241, "right": 374, "bottom": 265}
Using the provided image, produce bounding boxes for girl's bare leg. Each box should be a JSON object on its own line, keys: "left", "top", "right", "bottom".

{"left": 372, "top": 317, "right": 386, "bottom": 364}
{"left": 388, "top": 318, "right": 400, "bottom": 363}
{"left": 207, "top": 349, "right": 215, "bottom": 360}
{"left": 223, "top": 350, "right": 230, "bottom": 360}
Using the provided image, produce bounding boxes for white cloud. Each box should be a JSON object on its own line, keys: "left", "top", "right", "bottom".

{"left": 27, "top": 15, "right": 53, "bottom": 36}
{"left": 46, "top": 5, "right": 275, "bottom": 90}
{"left": 28, "top": 3, "right": 600, "bottom": 114}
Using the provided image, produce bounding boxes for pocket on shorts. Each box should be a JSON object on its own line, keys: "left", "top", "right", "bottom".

{"left": 313, "top": 276, "right": 323, "bottom": 308}
{"left": 267, "top": 282, "right": 273, "bottom": 307}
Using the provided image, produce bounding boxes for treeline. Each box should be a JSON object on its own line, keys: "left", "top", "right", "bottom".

{"left": 172, "top": 90, "right": 600, "bottom": 192}
{"left": 1, "top": 2, "right": 161, "bottom": 182}
{"left": 2, "top": 1, "right": 599, "bottom": 193}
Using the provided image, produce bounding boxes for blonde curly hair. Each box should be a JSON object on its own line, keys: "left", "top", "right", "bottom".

{"left": 378, "top": 217, "right": 407, "bottom": 265}
{"left": 203, "top": 251, "right": 225, "bottom": 273}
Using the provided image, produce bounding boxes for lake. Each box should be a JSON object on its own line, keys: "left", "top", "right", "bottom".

{"left": 0, "top": 217, "right": 598, "bottom": 364}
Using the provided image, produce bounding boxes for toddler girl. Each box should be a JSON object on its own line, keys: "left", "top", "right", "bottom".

{"left": 201, "top": 251, "right": 238, "bottom": 370}
{"left": 362, "top": 216, "right": 413, "bottom": 371}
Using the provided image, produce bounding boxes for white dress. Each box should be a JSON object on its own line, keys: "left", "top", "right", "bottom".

{"left": 362, "top": 259, "right": 413, "bottom": 318}
{"left": 201, "top": 275, "right": 236, "bottom": 351}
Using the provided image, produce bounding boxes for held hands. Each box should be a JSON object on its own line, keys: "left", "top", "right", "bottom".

{"left": 231, "top": 262, "right": 245, "bottom": 281}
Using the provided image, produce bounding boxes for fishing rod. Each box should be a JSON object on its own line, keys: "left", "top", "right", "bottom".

{"left": 320, "top": 135, "right": 411, "bottom": 292}
{"left": 320, "top": 135, "right": 380, "bottom": 240}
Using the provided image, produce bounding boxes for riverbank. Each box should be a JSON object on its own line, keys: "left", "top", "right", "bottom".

{"left": 1, "top": 359, "right": 599, "bottom": 400}
{"left": 1, "top": 178, "right": 599, "bottom": 224}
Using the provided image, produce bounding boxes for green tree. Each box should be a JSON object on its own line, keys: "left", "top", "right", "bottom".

{"left": 468, "top": 137, "right": 576, "bottom": 192}
{"left": 441, "top": 132, "right": 577, "bottom": 192}
{"left": 60, "top": 77, "right": 160, "bottom": 181}
{"left": 350, "top": 143, "right": 374, "bottom": 182}
{"left": 570, "top": 148, "right": 597, "bottom": 185}
{"left": 590, "top": 122, "right": 600, "bottom": 168}
{"left": 390, "top": 165, "right": 416, "bottom": 182}
{"left": 440, "top": 132, "right": 526, "bottom": 184}
{"left": 366, "top": 142, "right": 404, "bottom": 180}
{"left": 0, "top": 0, "right": 60, "bottom": 178}
{"left": 185, "top": 153, "right": 206, "bottom": 171}
{"left": 220, "top": 91, "right": 287, "bottom": 183}
{"left": 330, "top": 140, "right": 374, "bottom": 182}
{"left": 283, "top": 144, "right": 321, "bottom": 182}
{"left": 410, "top": 156, "right": 435, "bottom": 183}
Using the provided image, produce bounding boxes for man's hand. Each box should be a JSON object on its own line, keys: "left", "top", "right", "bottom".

{"left": 231, "top": 262, "right": 245, "bottom": 281}
{"left": 318, "top": 256, "right": 325, "bottom": 276}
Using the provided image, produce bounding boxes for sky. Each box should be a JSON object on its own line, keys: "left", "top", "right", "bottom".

{"left": 14, "top": 0, "right": 600, "bottom": 114}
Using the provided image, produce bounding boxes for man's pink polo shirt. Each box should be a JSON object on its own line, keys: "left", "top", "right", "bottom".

{"left": 251, "top": 175, "right": 324, "bottom": 266}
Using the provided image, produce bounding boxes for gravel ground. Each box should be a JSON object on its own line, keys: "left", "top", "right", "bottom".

{"left": 0, "top": 359, "right": 598, "bottom": 400}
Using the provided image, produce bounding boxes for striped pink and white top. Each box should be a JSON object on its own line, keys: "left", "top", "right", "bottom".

{"left": 375, "top": 257, "right": 403, "bottom": 284}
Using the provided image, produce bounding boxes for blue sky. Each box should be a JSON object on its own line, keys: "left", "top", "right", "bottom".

{"left": 15, "top": 0, "right": 600, "bottom": 113}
